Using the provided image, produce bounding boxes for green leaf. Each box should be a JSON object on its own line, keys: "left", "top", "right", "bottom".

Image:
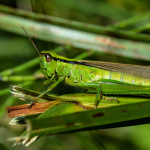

{"left": 6, "top": 86, "right": 150, "bottom": 146}
{"left": 28, "top": 98, "right": 150, "bottom": 138}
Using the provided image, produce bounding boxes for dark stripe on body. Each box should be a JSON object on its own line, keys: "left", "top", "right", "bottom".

{"left": 53, "top": 57, "right": 83, "bottom": 65}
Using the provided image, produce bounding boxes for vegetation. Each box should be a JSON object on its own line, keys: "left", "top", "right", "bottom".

{"left": 1, "top": 0, "right": 150, "bottom": 149}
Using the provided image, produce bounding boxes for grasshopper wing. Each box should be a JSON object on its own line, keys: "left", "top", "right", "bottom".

{"left": 79, "top": 60, "right": 150, "bottom": 79}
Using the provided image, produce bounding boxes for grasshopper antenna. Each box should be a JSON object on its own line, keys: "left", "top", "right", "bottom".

{"left": 22, "top": 27, "right": 41, "bottom": 55}
{"left": 32, "top": 37, "right": 39, "bottom": 52}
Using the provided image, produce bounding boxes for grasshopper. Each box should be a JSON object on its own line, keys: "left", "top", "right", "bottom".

{"left": 22, "top": 27, "right": 150, "bottom": 109}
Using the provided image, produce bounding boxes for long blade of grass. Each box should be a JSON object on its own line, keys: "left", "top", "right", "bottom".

{"left": 1, "top": 12, "right": 150, "bottom": 61}
{"left": 0, "top": 4, "right": 150, "bottom": 42}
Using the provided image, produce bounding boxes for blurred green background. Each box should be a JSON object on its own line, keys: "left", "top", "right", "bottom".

{"left": 1, "top": 0, "right": 150, "bottom": 149}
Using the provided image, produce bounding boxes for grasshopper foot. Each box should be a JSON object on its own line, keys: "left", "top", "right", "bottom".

{"left": 27, "top": 102, "right": 35, "bottom": 109}
{"left": 102, "top": 96, "right": 119, "bottom": 103}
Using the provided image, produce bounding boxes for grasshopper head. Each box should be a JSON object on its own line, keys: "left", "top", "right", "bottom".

{"left": 39, "top": 51, "right": 57, "bottom": 79}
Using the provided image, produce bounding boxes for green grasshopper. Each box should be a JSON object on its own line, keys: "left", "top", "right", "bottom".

{"left": 22, "top": 27, "right": 150, "bottom": 109}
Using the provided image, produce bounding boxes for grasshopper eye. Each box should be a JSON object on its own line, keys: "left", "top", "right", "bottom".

{"left": 44, "top": 53, "right": 52, "bottom": 62}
